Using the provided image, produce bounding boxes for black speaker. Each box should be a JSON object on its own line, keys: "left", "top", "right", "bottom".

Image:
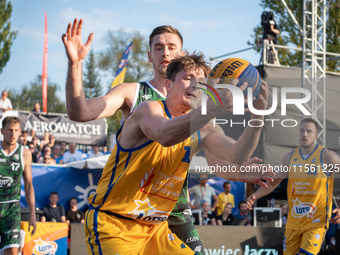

{"left": 20, "top": 207, "right": 43, "bottom": 221}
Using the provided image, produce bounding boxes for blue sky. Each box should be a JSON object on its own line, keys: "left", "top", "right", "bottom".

{"left": 1, "top": 0, "right": 266, "bottom": 102}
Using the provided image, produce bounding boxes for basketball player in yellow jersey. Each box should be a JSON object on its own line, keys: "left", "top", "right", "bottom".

{"left": 247, "top": 118, "right": 340, "bottom": 255}
{"left": 85, "top": 53, "right": 274, "bottom": 255}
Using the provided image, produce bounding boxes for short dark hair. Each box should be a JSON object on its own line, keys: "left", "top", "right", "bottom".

{"left": 166, "top": 52, "right": 210, "bottom": 82}
{"left": 2, "top": 116, "right": 20, "bottom": 129}
{"left": 223, "top": 181, "right": 231, "bottom": 188}
{"left": 238, "top": 200, "right": 247, "bottom": 209}
{"left": 149, "top": 25, "right": 183, "bottom": 49}
{"left": 69, "top": 197, "right": 77, "bottom": 203}
{"left": 50, "top": 191, "right": 58, "bottom": 197}
{"left": 300, "top": 118, "right": 318, "bottom": 130}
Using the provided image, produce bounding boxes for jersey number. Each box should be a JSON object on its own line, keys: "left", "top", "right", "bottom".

{"left": 11, "top": 162, "right": 20, "bottom": 171}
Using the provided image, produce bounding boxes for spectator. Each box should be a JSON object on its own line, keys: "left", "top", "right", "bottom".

{"left": 60, "top": 141, "right": 67, "bottom": 156}
{"left": 189, "top": 174, "right": 218, "bottom": 211}
{"left": 216, "top": 203, "right": 234, "bottom": 226}
{"left": 280, "top": 203, "right": 288, "bottom": 226}
{"left": 65, "top": 197, "right": 84, "bottom": 225}
{"left": 18, "top": 135, "right": 27, "bottom": 147}
{"left": 41, "top": 192, "right": 66, "bottom": 223}
{"left": 234, "top": 201, "right": 252, "bottom": 226}
{"left": 38, "top": 145, "right": 52, "bottom": 163}
{"left": 26, "top": 128, "right": 36, "bottom": 143}
{"left": 103, "top": 146, "right": 110, "bottom": 155}
{"left": 27, "top": 142, "right": 38, "bottom": 163}
{"left": 63, "top": 142, "right": 83, "bottom": 163}
{"left": 32, "top": 136, "right": 41, "bottom": 154}
{"left": 32, "top": 102, "right": 41, "bottom": 112}
{"left": 0, "top": 90, "right": 12, "bottom": 113}
{"left": 216, "top": 181, "right": 235, "bottom": 216}
{"left": 48, "top": 134, "right": 56, "bottom": 148}
{"left": 52, "top": 144, "right": 63, "bottom": 164}
{"left": 88, "top": 145, "right": 103, "bottom": 158}
{"left": 201, "top": 201, "right": 216, "bottom": 225}
{"left": 42, "top": 154, "right": 56, "bottom": 164}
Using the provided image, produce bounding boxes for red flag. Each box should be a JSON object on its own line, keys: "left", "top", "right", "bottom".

{"left": 42, "top": 12, "right": 48, "bottom": 113}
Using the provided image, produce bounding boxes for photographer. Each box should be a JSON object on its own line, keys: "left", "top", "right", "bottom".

{"left": 261, "top": 11, "right": 280, "bottom": 64}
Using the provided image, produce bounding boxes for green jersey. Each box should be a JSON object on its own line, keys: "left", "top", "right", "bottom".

{"left": 0, "top": 143, "right": 24, "bottom": 202}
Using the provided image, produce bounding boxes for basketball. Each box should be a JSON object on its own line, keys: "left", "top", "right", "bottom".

{"left": 209, "top": 58, "right": 262, "bottom": 100}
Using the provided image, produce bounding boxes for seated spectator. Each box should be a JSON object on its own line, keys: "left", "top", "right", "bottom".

{"left": 201, "top": 201, "right": 216, "bottom": 225}
{"left": 88, "top": 145, "right": 103, "bottom": 158}
{"left": 22, "top": 130, "right": 28, "bottom": 142}
{"left": 0, "top": 90, "right": 12, "bottom": 113}
{"left": 41, "top": 192, "right": 66, "bottom": 223}
{"left": 216, "top": 203, "right": 234, "bottom": 226}
{"left": 26, "top": 128, "right": 36, "bottom": 143}
{"left": 234, "top": 201, "right": 252, "bottom": 226}
{"left": 42, "top": 155, "right": 56, "bottom": 164}
{"left": 103, "top": 146, "right": 110, "bottom": 155}
{"left": 32, "top": 136, "right": 41, "bottom": 153}
{"left": 66, "top": 197, "right": 85, "bottom": 225}
{"left": 27, "top": 142, "right": 38, "bottom": 163}
{"left": 280, "top": 203, "right": 288, "bottom": 226}
{"left": 216, "top": 181, "right": 235, "bottom": 216}
{"left": 38, "top": 145, "right": 52, "bottom": 163}
{"left": 189, "top": 174, "right": 218, "bottom": 211}
{"left": 32, "top": 102, "right": 41, "bottom": 112}
{"left": 48, "top": 134, "right": 56, "bottom": 148}
{"left": 63, "top": 142, "right": 83, "bottom": 163}
{"left": 52, "top": 144, "right": 63, "bottom": 164}
{"left": 18, "top": 135, "right": 27, "bottom": 147}
{"left": 41, "top": 132, "right": 50, "bottom": 147}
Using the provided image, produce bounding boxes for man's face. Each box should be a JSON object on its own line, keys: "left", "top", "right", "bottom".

{"left": 202, "top": 202, "right": 210, "bottom": 212}
{"left": 69, "top": 143, "right": 76, "bottom": 153}
{"left": 53, "top": 146, "right": 60, "bottom": 155}
{"left": 281, "top": 205, "right": 287, "bottom": 215}
{"left": 199, "top": 174, "right": 208, "bottom": 185}
{"left": 148, "top": 33, "right": 183, "bottom": 78}
{"left": 299, "top": 122, "right": 318, "bottom": 149}
{"left": 224, "top": 184, "right": 231, "bottom": 193}
{"left": 28, "top": 144, "right": 35, "bottom": 152}
{"left": 1, "top": 91, "right": 7, "bottom": 100}
{"left": 44, "top": 147, "right": 51, "bottom": 156}
{"left": 1, "top": 123, "right": 21, "bottom": 145}
{"left": 93, "top": 146, "right": 99, "bottom": 153}
{"left": 70, "top": 198, "right": 77, "bottom": 208}
{"left": 61, "top": 142, "right": 66, "bottom": 150}
{"left": 240, "top": 203, "right": 248, "bottom": 213}
{"left": 49, "top": 194, "right": 58, "bottom": 205}
{"left": 167, "top": 69, "right": 204, "bottom": 110}
{"left": 34, "top": 103, "right": 40, "bottom": 111}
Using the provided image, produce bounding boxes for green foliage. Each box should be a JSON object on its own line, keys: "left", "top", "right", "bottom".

{"left": 248, "top": 0, "right": 340, "bottom": 70}
{"left": 98, "top": 29, "right": 153, "bottom": 90}
{"left": 8, "top": 75, "right": 66, "bottom": 113}
{"left": 106, "top": 111, "right": 123, "bottom": 134}
{"left": 83, "top": 49, "right": 103, "bottom": 99}
{"left": 0, "top": 0, "right": 18, "bottom": 73}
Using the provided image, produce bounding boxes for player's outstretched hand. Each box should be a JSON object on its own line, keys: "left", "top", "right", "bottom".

{"left": 29, "top": 214, "right": 37, "bottom": 236}
{"left": 330, "top": 208, "right": 340, "bottom": 224}
{"left": 61, "top": 18, "right": 94, "bottom": 64}
{"left": 247, "top": 194, "right": 256, "bottom": 210}
{"left": 236, "top": 157, "right": 274, "bottom": 188}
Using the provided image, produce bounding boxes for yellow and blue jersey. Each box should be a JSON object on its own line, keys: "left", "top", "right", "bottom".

{"left": 88, "top": 100, "right": 200, "bottom": 225}
{"left": 287, "top": 145, "right": 333, "bottom": 230}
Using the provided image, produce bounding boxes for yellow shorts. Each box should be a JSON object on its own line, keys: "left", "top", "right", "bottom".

{"left": 283, "top": 227, "right": 326, "bottom": 255}
{"left": 85, "top": 208, "right": 195, "bottom": 255}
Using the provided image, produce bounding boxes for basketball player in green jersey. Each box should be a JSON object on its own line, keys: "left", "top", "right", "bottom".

{"left": 0, "top": 117, "right": 36, "bottom": 255}
{"left": 62, "top": 18, "right": 269, "bottom": 254}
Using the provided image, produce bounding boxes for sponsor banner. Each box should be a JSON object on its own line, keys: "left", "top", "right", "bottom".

{"left": 21, "top": 222, "right": 68, "bottom": 255}
{"left": 17, "top": 111, "right": 107, "bottom": 146}
{"left": 20, "top": 165, "right": 103, "bottom": 211}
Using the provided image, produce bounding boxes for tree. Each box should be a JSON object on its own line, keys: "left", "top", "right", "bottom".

{"left": 0, "top": 0, "right": 18, "bottom": 74}
{"left": 248, "top": 0, "right": 340, "bottom": 71}
{"left": 98, "top": 29, "right": 153, "bottom": 89}
{"left": 9, "top": 75, "right": 66, "bottom": 113}
{"left": 83, "top": 49, "right": 102, "bottom": 99}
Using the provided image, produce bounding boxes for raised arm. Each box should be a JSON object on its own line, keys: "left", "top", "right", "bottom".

{"left": 62, "top": 18, "right": 137, "bottom": 121}
{"left": 22, "top": 147, "right": 37, "bottom": 236}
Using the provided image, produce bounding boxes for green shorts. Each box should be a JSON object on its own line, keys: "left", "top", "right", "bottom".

{"left": 0, "top": 201, "right": 21, "bottom": 252}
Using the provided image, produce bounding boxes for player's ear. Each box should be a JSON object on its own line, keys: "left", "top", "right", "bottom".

{"left": 147, "top": 51, "right": 152, "bottom": 63}
{"left": 166, "top": 79, "right": 172, "bottom": 92}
